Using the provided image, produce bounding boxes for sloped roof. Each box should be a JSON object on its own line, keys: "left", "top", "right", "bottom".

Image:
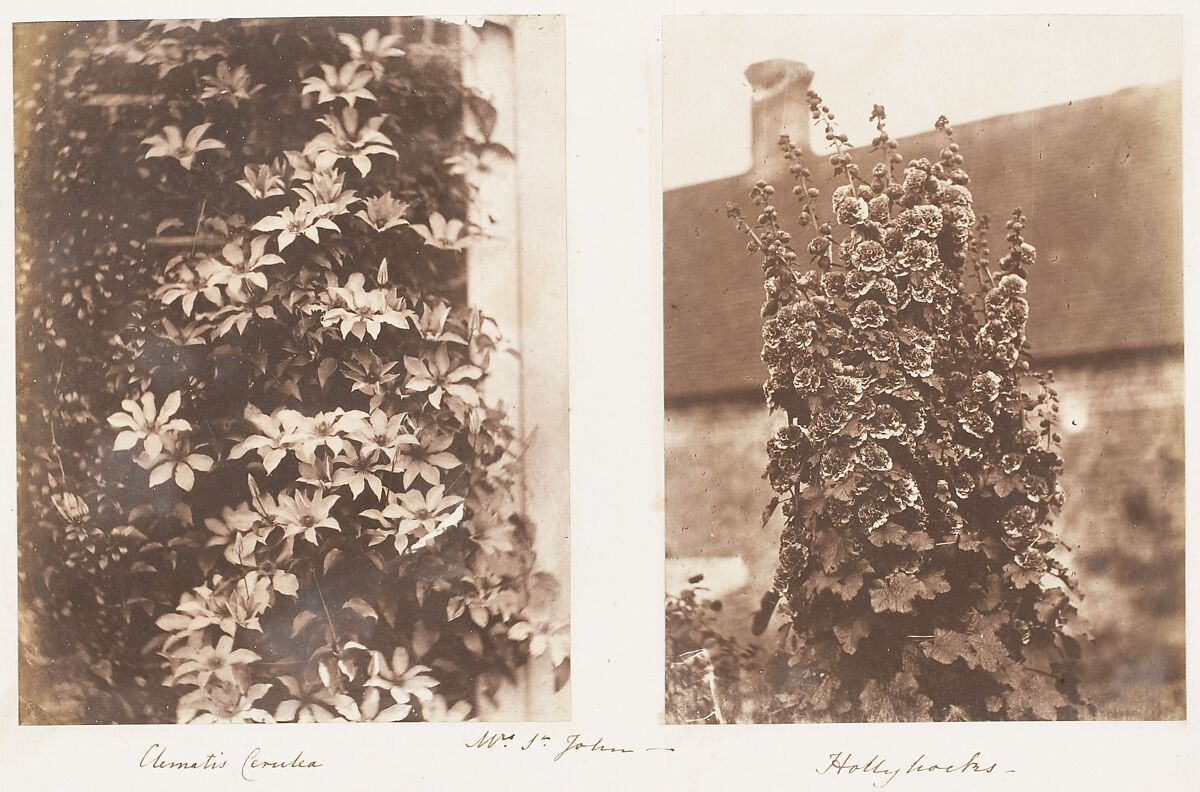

{"left": 663, "top": 82, "right": 1183, "bottom": 403}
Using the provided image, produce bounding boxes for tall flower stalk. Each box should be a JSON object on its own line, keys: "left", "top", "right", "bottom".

{"left": 729, "top": 96, "right": 1087, "bottom": 722}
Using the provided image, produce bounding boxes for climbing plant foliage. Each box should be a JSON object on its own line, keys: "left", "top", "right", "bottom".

{"left": 16, "top": 17, "right": 567, "bottom": 724}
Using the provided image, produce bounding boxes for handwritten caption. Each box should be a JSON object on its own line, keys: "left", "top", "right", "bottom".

{"left": 465, "top": 731, "right": 676, "bottom": 761}
{"left": 816, "top": 751, "right": 1014, "bottom": 788}
{"left": 139, "top": 743, "right": 323, "bottom": 782}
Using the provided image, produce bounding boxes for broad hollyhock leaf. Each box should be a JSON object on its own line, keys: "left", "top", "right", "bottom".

{"left": 813, "top": 527, "right": 856, "bottom": 573}
{"left": 925, "top": 628, "right": 971, "bottom": 665}
{"left": 860, "top": 672, "right": 932, "bottom": 722}
{"left": 868, "top": 572, "right": 924, "bottom": 613}
{"left": 964, "top": 612, "right": 1011, "bottom": 673}
{"left": 833, "top": 616, "right": 871, "bottom": 654}
{"left": 1003, "top": 670, "right": 1068, "bottom": 720}
{"left": 916, "top": 568, "right": 950, "bottom": 600}
{"left": 1004, "top": 562, "right": 1044, "bottom": 589}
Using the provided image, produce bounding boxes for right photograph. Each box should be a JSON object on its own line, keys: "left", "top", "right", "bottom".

{"left": 662, "top": 15, "right": 1184, "bottom": 723}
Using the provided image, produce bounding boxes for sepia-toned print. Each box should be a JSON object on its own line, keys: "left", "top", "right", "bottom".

{"left": 663, "top": 15, "right": 1183, "bottom": 723}
{"left": 15, "top": 15, "right": 569, "bottom": 725}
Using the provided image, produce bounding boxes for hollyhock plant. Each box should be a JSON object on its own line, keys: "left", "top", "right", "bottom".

{"left": 728, "top": 97, "right": 1086, "bottom": 722}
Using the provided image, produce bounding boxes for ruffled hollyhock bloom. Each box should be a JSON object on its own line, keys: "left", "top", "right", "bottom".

{"left": 844, "top": 270, "right": 874, "bottom": 300}
{"left": 832, "top": 185, "right": 869, "bottom": 226}
{"left": 1000, "top": 452, "right": 1025, "bottom": 473}
{"left": 857, "top": 441, "right": 893, "bottom": 472}
{"left": 900, "top": 238, "right": 938, "bottom": 270}
{"left": 896, "top": 205, "right": 944, "bottom": 239}
{"left": 972, "top": 371, "right": 1002, "bottom": 402}
{"left": 868, "top": 194, "right": 891, "bottom": 223}
{"left": 960, "top": 409, "right": 995, "bottom": 438}
{"left": 864, "top": 403, "right": 905, "bottom": 439}
{"left": 785, "top": 321, "right": 817, "bottom": 348}
{"left": 792, "top": 366, "right": 821, "bottom": 395}
{"left": 898, "top": 345, "right": 934, "bottom": 378}
{"left": 859, "top": 502, "right": 890, "bottom": 532}
{"left": 820, "top": 445, "right": 855, "bottom": 482}
{"left": 830, "top": 373, "right": 866, "bottom": 404}
{"left": 851, "top": 239, "right": 888, "bottom": 272}
{"left": 901, "top": 163, "right": 930, "bottom": 194}
{"left": 851, "top": 299, "right": 887, "bottom": 330}
{"left": 936, "top": 183, "right": 973, "bottom": 206}
{"left": 997, "top": 273, "right": 1028, "bottom": 296}
{"left": 865, "top": 329, "right": 899, "bottom": 362}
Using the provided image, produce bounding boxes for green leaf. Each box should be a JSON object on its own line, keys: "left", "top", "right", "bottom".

{"left": 291, "top": 610, "right": 319, "bottom": 638}
{"left": 964, "top": 611, "right": 1011, "bottom": 673}
{"left": 761, "top": 496, "right": 780, "bottom": 528}
{"left": 813, "top": 527, "right": 856, "bottom": 574}
{"left": 868, "top": 572, "right": 924, "bottom": 613}
{"left": 343, "top": 597, "right": 378, "bottom": 620}
{"left": 925, "top": 628, "right": 971, "bottom": 665}
{"left": 318, "top": 357, "right": 338, "bottom": 388}
{"left": 1003, "top": 670, "right": 1068, "bottom": 720}
{"left": 833, "top": 616, "right": 871, "bottom": 654}
{"left": 1004, "top": 562, "right": 1044, "bottom": 589}
{"left": 859, "top": 672, "right": 932, "bottom": 722}
{"left": 917, "top": 568, "right": 950, "bottom": 600}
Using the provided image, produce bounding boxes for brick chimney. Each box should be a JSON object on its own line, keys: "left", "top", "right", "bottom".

{"left": 744, "top": 59, "right": 814, "bottom": 169}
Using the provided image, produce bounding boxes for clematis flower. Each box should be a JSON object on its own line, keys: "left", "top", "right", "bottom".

{"left": 282, "top": 149, "right": 330, "bottom": 183}
{"left": 355, "top": 192, "right": 410, "bottom": 232}
{"left": 338, "top": 29, "right": 406, "bottom": 79}
{"left": 364, "top": 647, "right": 438, "bottom": 708}
{"left": 342, "top": 349, "right": 402, "bottom": 408}
{"left": 270, "top": 489, "right": 341, "bottom": 544}
{"left": 304, "top": 107, "right": 398, "bottom": 177}
{"left": 322, "top": 272, "right": 415, "bottom": 340}
{"left": 177, "top": 681, "right": 274, "bottom": 725}
{"left": 507, "top": 617, "right": 570, "bottom": 667}
{"left": 302, "top": 62, "right": 376, "bottom": 106}
{"left": 199, "top": 61, "right": 263, "bottom": 107}
{"left": 160, "top": 317, "right": 209, "bottom": 346}
{"left": 142, "top": 122, "right": 225, "bottom": 170}
{"left": 346, "top": 409, "right": 419, "bottom": 460}
{"left": 403, "top": 345, "right": 482, "bottom": 409}
{"left": 158, "top": 257, "right": 226, "bottom": 315}
{"left": 172, "top": 634, "right": 262, "bottom": 688}
{"left": 51, "top": 492, "right": 89, "bottom": 525}
{"left": 417, "top": 301, "right": 468, "bottom": 344}
{"left": 134, "top": 434, "right": 214, "bottom": 492}
{"left": 330, "top": 444, "right": 385, "bottom": 499}
{"left": 236, "top": 161, "right": 287, "bottom": 199}
{"left": 108, "top": 390, "right": 191, "bottom": 456}
{"left": 274, "top": 673, "right": 357, "bottom": 723}
{"left": 252, "top": 203, "right": 340, "bottom": 250}
{"left": 392, "top": 429, "right": 461, "bottom": 488}
{"left": 228, "top": 405, "right": 298, "bottom": 474}
{"left": 360, "top": 484, "right": 465, "bottom": 553}
{"left": 294, "top": 168, "right": 359, "bottom": 217}
{"left": 422, "top": 694, "right": 474, "bottom": 722}
{"left": 206, "top": 235, "right": 284, "bottom": 300}
{"left": 204, "top": 502, "right": 270, "bottom": 567}
{"left": 281, "top": 409, "right": 365, "bottom": 462}
{"left": 223, "top": 570, "right": 275, "bottom": 631}
{"left": 410, "top": 212, "right": 471, "bottom": 251}
{"left": 337, "top": 686, "right": 412, "bottom": 723}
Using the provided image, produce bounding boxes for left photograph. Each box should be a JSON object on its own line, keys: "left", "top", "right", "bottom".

{"left": 14, "top": 15, "right": 569, "bottom": 724}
